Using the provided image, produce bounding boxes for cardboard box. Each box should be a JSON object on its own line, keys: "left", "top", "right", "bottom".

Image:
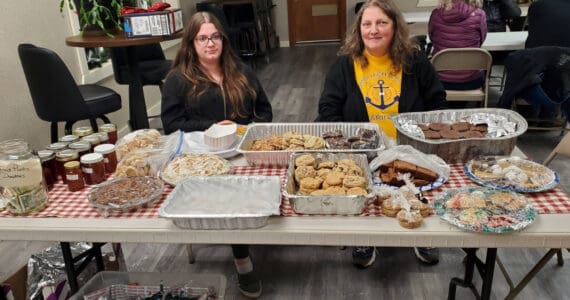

{"left": 122, "top": 9, "right": 183, "bottom": 38}
{"left": 1, "top": 265, "right": 27, "bottom": 300}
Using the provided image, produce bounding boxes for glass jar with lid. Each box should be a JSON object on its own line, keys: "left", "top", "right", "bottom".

{"left": 55, "top": 149, "right": 79, "bottom": 183}
{"left": 64, "top": 161, "right": 85, "bottom": 192}
{"left": 82, "top": 134, "right": 101, "bottom": 151}
{"left": 68, "top": 141, "right": 91, "bottom": 157}
{"left": 59, "top": 135, "right": 80, "bottom": 144}
{"left": 80, "top": 153, "right": 106, "bottom": 185}
{"left": 95, "top": 132, "right": 109, "bottom": 144}
{"left": 99, "top": 124, "right": 118, "bottom": 144}
{"left": 38, "top": 150, "right": 56, "bottom": 190}
{"left": 46, "top": 142, "right": 68, "bottom": 153}
{"left": 73, "top": 126, "right": 94, "bottom": 138}
{"left": 94, "top": 144, "right": 118, "bottom": 174}
{"left": 0, "top": 139, "right": 49, "bottom": 215}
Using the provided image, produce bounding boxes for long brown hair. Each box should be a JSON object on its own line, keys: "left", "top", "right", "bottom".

{"left": 340, "top": 0, "right": 417, "bottom": 72}
{"left": 171, "top": 12, "right": 256, "bottom": 119}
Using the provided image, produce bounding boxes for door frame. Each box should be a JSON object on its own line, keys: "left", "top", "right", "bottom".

{"left": 287, "top": 0, "right": 346, "bottom": 47}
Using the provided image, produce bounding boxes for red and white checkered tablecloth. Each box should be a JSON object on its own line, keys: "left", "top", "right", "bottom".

{"left": 1, "top": 164, "right": 568, "bottom": 219}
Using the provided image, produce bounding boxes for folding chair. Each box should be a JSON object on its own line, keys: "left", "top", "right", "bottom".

{"left": 496, "top": 132, "right": 570, "bottom": 300}
{"left": 431, "top": 48, "right": 492, "bottom": 107}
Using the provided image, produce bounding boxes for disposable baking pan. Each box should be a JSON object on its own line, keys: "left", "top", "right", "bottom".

{"left": 159, "top": 175, "right": 281, "bottom": 229}
{"left": 392, "top": 108, "right": 528, "bottom": 163}
{"left": 283, "top": 152, "right": 375, "bottom": 215}
{"left": 236, "top": 122, "right": 386, "bottom": 167}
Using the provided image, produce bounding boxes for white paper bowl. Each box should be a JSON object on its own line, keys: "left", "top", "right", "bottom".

{"left": 204, "top": 124, "right": 237, "bottom": 150}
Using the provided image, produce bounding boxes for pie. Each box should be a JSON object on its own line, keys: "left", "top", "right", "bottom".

{"left": 161, "top": 153, "right": 231, "bottom": 185}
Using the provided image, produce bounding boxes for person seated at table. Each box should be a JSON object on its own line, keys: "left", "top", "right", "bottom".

{"left": 161, "top": 14, "right": 272, "bottom": 134}
{"left": 525, "top": 0, "right": 570, "bottom": 49}
{"left": 429, "top": 0, "right": 487, "bottom": 91}
{"left": 482, "top": 0, "right": 520, "bottom": 32}
{"left": 161, "top": 11, "right": 273, "bottom": 299}
{"left": 317, "top": 0, "right": 447, "bottom": 268}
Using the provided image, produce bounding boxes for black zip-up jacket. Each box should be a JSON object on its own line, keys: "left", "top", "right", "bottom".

{"left": 318, "top": 53, "right": 446, "bottom": 122}
{"left": 483, "top": 0, "right": 521, "bottom": 32}
{"left": 161, "top": 65, "right": 273, "bottom": 134}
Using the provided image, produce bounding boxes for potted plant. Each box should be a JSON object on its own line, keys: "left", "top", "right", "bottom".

{"left": 59, "top": 0, "right": 128, "bottom": 36}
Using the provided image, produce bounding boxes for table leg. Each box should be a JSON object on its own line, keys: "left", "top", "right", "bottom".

{"left": 125, "top": 46, "right": 150, "bottom": 130}
{"left": 448, "top": 248, "right": 497, "bottom": 300}
{"left": 60, "top": 242, "right": 106, "bottom": 295}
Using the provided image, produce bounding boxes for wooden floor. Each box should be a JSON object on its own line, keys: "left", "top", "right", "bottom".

{"left": 3, "top": 44, "right": 570, "bottom": 300}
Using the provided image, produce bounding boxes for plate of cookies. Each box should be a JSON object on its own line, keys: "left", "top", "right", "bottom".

{"left": 283, "top": 153, "right": 375, "bottom": 214}
{"left": 373, "top": 159, "right": 444, "bottom": 192}
{"left": 433, "top": 187, "right": 537, "bottom": 233}
{"left": 464, "top": 156, "right": 559, "bottom": 193}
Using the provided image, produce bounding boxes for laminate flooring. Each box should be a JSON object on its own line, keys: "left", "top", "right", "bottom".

{"left": 3, "top": 44, "right": 570, "bottom": 300}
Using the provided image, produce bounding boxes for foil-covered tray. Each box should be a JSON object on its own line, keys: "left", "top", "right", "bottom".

{"left": 464, "top": 156, "right": 559, "bottom": 193}
{"left": 283, "top": 152, "right": 375, "bottom": 215}
{"left": 434, "top": 187, "right": 537, "bottom": 233}
{"left": 392, "top": 108, "right": 528, "bottom": 163}
{"left": 236, "top": 123, "right": 386, "bottom": 167}
{"left": 159, "top": 175, "right": 281, "bottom": 229}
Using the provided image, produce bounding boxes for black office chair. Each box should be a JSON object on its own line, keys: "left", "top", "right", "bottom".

{"left": 18, "top": 44, "right": 122, "bottom": 143}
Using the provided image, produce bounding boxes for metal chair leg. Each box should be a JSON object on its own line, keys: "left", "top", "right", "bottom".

{"left": 186, "top": 244, "right": 196, "bottom": 264}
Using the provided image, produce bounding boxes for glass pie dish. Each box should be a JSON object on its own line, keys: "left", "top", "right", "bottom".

{"left": 88, "top": 176, "right": 164, "bottom": 217}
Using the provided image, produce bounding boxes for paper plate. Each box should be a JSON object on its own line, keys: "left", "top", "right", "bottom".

{"left": 373, "top": 175, "right": 446, "bottom": 192}
{"left": 464, "top": 156, "right": 559, "bottom": 193}
{"left": 183, "top": 131, "right": 241, "bottom": 159}
{"left": 433, "top": 186, "right": 537, "bottom": 233}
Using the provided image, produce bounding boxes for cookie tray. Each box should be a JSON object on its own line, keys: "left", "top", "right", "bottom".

{"left": 283, "top": 153, "right": 376, "bottom": 215}
{"left": 392, "top": 108, "right": 528, "bottom": 163}
{"left": 236, "top": 123, "right": 386, "bottom": 167}
{"left": 159, "top": 175, "right": 281, "bottom": 229}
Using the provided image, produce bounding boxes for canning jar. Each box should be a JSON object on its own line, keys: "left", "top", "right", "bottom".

{"left": 0, "top": 139, "right": 49, "bottom": 215}
{"left": 94, "top": 144, "right": 118, "bottom": 174}
{"left": 99, "top": 124, "right": 118, "bottom": 144}
{"left": 82, "top": 134, "right": 101, "bottom": 152}
{"left": 80, "top": 153, "right": 106, "bottom": 185}
{"left": 38, "top": 150, "right": 56, "bottom": 190}
{"left": 95, "top": 132, "right": 109, "bottom": 144}
{"left": 46, "top": 142, "right": 67, "bottom": 153}
{"left": 68, "top": 141, "right": 91, "bottom": 157}
{"left": 73, "top": 126, "right": 94, "bottom": 138}
{"left": 55, "top": 150, "right": 79, "bottom": 183}
{"left": 64, "top": 161, "right": 85, "bottom": 192}
{"left": 59, "top": 135, "right": 79, "bottom": 144}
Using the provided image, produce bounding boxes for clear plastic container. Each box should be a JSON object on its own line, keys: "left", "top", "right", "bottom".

{"left": 0, "top": 139, "right": 49, "bottom": 215}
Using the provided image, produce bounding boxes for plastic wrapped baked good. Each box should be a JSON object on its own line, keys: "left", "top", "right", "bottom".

{"left": 116, "top": 129, "right": 162, "bottom": 160}
{"left": 113, "top": 149, "right": 164, "bottom": 178}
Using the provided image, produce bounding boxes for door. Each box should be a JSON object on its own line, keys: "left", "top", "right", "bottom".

{"left": 287, "top": 0, "right": 346, "bottom": 46}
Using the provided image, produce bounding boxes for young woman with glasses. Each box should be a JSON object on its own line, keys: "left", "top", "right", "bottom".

{"left": 161, "top": 11, "right": 272, "bottom": 135}
{"left": 161, "top": 12, "right": 272, "bottom": 298}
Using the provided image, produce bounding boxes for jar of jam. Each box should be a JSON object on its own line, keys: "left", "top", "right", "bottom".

{"left": 73, "top": 126, "right": 94, "bottom": 138}
{"left": 94, "top": 144, "right": 118, "bottom": 174}
{"left": 80, "top": 153, "right": 105, "bottom": 185}
{"left": 82, "top": 134, "right": 101, "bottom": 152}
{"left": 96, "top": 132, "right": 109, "bottom": 144}
{"left": 46, "top": 142, "right": 67, "bottom": 153}
{"left": 68, "top": 141, "right": 91, "bottom": 157}
{"left": 55, "top": 149, "right": 79, "bottom": 183}
{"left": 99, "top": 123, "right": 118, "bottom": 144}
{"left": 38, "top": 150, "right": 56, "bottom": 190}
{"left": 59, "top": 135, "right": 79, "bottom": 144}
{"left": 64, "top": 161, "right": 85, "bottom": 192}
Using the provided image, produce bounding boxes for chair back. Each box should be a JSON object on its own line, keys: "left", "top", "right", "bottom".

{"left": 110, "top": 44, "right": 167, "bottom": 85}
{"left": 18, "top": 44, "right": 91, "bottom": 122}
{"left": 431, "top": 47, "right": 492, "bottom": 107}
{"left": 543, "top": 132, "right": 570, "bottom": 165}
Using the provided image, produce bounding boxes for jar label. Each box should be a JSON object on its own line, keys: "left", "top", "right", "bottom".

{"left": 66, "top": 174, "right": 79, "bottom": 181}
{"left": 0, "top": 159, "right": 42, "bottom": 187}
{"left": 82, "top": 167, "right": 94, "bottom": 174}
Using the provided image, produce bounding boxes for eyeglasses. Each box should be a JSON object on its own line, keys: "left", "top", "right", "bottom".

{"left": 195, "top": 33, "right": 222, "bottom": 45}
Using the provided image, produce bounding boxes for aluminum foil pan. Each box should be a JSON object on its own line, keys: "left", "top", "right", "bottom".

{"left": 283, "top": 153, "right": 375, "bottom": 215}
{"left": 392, "top": 108, "right": 528, "bottom": 163}
{"left": 159, "top": 175, "right": 281, "bottom": 229}
{"left": 236, "top": 123, "right": 386, "bottom": 167}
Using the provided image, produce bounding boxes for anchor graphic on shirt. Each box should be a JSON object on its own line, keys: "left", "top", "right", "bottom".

{"left": 364, "top": 79, "right": 398, "bottom": 109}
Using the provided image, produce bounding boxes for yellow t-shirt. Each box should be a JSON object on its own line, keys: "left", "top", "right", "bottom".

{"left": 354, "top": 52, "right": 402, "bottom": 138}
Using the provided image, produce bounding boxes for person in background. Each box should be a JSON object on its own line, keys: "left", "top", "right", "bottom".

{"left": 483, "top": 0, "right": 521, "bottom": 32}
{"left": 429, "top": 0, "right": 487, "bottom": 90}
{"left": 525, "top": 0, "right": 570, "bottom": 49}
{"left": 161, "top": 11, "right": 272, "bottom": 299}
{"left": 318, "top": 0, "right": 446, "bottom": 268}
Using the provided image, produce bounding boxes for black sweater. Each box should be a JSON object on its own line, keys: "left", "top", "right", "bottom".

{"left": 161, "top": 65, "right": 273, "bottom": 134}
{"left": 318, "top": 53, "right": 446, "bottom": 122}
